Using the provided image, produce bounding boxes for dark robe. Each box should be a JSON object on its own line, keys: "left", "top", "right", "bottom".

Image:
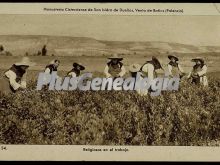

{"left": 45, "top": 64, "right": 57, "bottom": 74}
{"left": 107, "top": 61, "right": 123, "bottom": 78}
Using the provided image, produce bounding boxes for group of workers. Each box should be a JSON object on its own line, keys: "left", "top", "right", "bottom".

{"left": 0, "top": 53, "right": 208, "bottom": 94}
{"left": 104, "top": 53, "right": 208, "bottom": 87}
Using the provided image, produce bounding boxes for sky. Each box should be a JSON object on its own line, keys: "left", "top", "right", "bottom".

{"left": 0, "top": 14, "right": 220, "bottom": 46}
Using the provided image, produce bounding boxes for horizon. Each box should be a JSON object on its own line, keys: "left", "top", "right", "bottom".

{"left": 0, "top": 34, "right": 219, "bottom": 48}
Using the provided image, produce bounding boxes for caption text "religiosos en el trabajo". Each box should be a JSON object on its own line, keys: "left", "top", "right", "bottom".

{"left": 83, "top": 147, "right": 129, "bottom": 152}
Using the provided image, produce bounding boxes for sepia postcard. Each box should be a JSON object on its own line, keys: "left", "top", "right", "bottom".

{"left": 0, "top": 3, "right": 219, "bottom": 161}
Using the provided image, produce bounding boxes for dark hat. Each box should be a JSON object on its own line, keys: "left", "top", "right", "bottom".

{"left": 152, "top": 56, "right": 163, "bottom": 70}
{"left": 108, "top": 54, "right": 123, "bottom": 61}
{"left": 73, "top": 63, "right": 85, "bottom": 70}
{"left": 191, "top": 57, "right": 204, "bottom": 64}
{"left": 168, "top": 55, "right": 179, "bottom": 61}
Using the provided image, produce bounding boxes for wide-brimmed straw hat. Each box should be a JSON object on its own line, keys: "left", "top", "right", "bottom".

{"left": 15, "top": 57, "right": 36, "bottom": 66}
{"left": 151, "top": 56, "right": 163, "bottom": 70}
{"left": 73, "top": 62, "right": 85, "bottom": 70}
{"left": 191, "top": 57, "right": 204, "bottom": 64}
{"left": 168, "top": 55, "right": 179, "bottom": 61}
{"left": 129, "top": 63, "right": 141, "bottom": 72}
{"left": 49, "top": 59, "right": 60, "bottom": 65}
{"left": 108, "top": 54, "right": 123, "bottom": 61}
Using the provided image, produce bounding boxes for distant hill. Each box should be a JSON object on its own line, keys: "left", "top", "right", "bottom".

{"left": 0, "top": 35, "right": 220, "bottom": 56}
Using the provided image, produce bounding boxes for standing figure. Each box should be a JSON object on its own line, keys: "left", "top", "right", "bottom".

{"left": 187, "top": 57, "right": 208, "bottom": 86}
{"left": 167, "top": 55, "right": 185, "bottom": 78}
{"left": 67, "top": 62, "right": 85, "bottom": 77}
{"left": 104, "top": 54, "right": 126, "bottom": 79}
{"left": 141, "top": 56, "right": 163, "bottom": 80}
{"left": 42, "top": 45, "right": 47, "bottom": 56}
{"left": 139, "top": 56, "right": 163, "bottom": 95}
{"left": 0, "top": 57, "right": 35, "bottom": 93}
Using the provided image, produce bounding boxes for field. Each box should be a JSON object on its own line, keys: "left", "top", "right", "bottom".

{"left": 1, "top": 35, "right": 220, "bottom": 57}
{"left": 0, "top": 55, "right": 220, "bottom": 145}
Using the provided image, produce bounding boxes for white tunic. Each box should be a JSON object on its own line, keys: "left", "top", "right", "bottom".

{"left": 4, "top": 70, "right": 27, "bottom": 90}
{"left": 137, "top": 63, "right": 155, "bottom": 96}
{"left": 188, "top": 65, "right": 208, "bottom": 86}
